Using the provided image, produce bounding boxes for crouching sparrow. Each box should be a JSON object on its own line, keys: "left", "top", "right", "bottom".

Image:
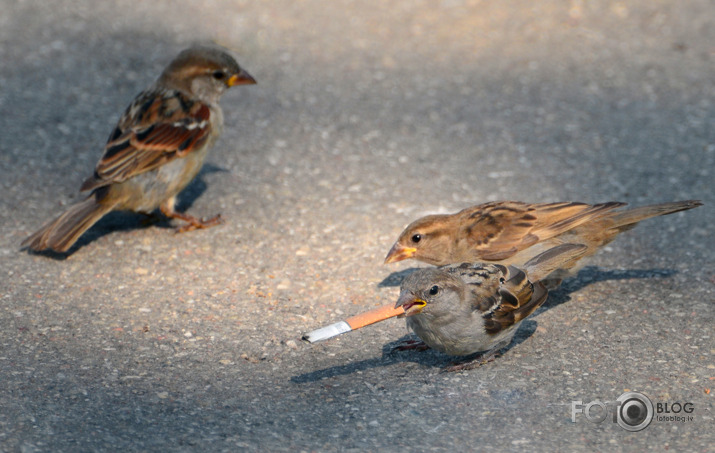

{"left": 395, "top": 243, "right": 588, "bottom": 371}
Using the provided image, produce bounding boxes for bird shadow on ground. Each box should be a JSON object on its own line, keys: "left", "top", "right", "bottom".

{"left": 22, "top": 164, "right": 228, "bottom": 259}
{"left": 291, "top": 322, "right": 540, "bottom": 383}
{"left": 292, "top": 266, "right": 677, "bottom": 382}
{"left": 290, "top": 340, "right": 455, "bottom": 383}
{"left": 539, "top": 266, "right": 678, "bottom": 312}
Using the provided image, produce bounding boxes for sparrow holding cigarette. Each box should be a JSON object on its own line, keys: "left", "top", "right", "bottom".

{"left": 394, "top": 243, "right": 588, "bottom": 370}
{"left": 22, "top": 46, "right": 256, "bottom": 253}
{"left": 385, "top": 200, "right": 702, "bottom": 286}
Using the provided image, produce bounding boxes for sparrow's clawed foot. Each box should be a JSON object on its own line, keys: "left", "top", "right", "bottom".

{"left": 391, "top": 338, "right": 430, "bottom": 353}
{"left": 160, "top": 203, "right": 223, "bottom": 233}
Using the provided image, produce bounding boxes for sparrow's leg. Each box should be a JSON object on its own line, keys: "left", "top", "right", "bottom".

{"left": 160, "top": 197, "right": 223, "bottom": 233}
{"left": 391, "top": 338, "right": 430, "bottom": 353}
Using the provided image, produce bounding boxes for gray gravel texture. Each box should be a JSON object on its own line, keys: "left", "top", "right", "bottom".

{"left": 1, "top": 1, "right": 713, "bottom": 451}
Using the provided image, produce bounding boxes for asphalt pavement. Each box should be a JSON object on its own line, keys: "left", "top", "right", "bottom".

{"left": 1, "top": 1, "right": 713, "bottom": 451}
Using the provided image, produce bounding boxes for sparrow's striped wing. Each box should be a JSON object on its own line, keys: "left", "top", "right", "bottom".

{"left": 459, "top": 201, "right": 624, "bottom": 261}
{"left": 447, "top": 262, "right": 547, "bottom": 336}
{"left": 81, "top": 89, "right": 212, "bottom": 191}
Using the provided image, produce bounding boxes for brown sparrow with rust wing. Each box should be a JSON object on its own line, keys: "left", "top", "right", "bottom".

{"left": 22, "top": 46, "right": 256, "bottom": 253}
{"left": 385, "top": 200, "right": 702, "bottom": 286}
{"left": 395, "top": 243, "right": 589, "bottom": 370}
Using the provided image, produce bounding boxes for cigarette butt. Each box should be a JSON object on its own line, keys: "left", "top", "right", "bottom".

{"left": 302, "top": 321, "right": 352, "bottom": 343}
{"left": 302, "top": 304, "right": 405, "bottom": 343}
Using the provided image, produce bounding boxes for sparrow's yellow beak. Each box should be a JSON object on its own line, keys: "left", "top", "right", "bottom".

{"left": 227, "top": 69, "right": 257, "bottom": 87}
{"left": 384, "top": 244, "right": 416, "bottom": 264}
{"left": 395, "top": 292, "right": 427, "bottom": 317}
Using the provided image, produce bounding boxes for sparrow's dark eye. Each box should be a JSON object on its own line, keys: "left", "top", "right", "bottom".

{"left": 212, "top": 70, "right": 226, "bottom": 80}
{"left": 411, "top": 234, "right": 422, "bottom": 243}
{"left": 429, "top": 285, "right": 439, "bottom": 295}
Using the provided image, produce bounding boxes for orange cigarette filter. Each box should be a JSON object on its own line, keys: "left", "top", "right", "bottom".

{"left": 302, "top": 304, "right": 405, "bottom": 343}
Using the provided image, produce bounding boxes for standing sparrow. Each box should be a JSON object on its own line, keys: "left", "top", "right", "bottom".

{"left": 394, "top": 243, "right": 587, "bottom": 369}
{"left": 22, "top": 46, "right": 256, "bottom": 253}
{"left": 385, "top": 200, "right": 702, "bottom": 284}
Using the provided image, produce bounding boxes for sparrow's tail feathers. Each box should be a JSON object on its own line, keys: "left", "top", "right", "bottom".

{"left": 21, "top": 196, "right": 115, "bottom": 253}
{"left": 608, "top": 200, "right": 703, "bottom": 233}
{"left": 523, "top": 243, "right": 588, "bottom": 282}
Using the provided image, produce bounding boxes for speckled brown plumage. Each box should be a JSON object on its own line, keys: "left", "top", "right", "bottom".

{"left": 385, "top": 200, "right": 702, "bottom": 283}
{"left": 22, "top": 46, "right": 256, "bottom": 253}
{"left": 394, "top": 243, "right": 587, "bottom": 364}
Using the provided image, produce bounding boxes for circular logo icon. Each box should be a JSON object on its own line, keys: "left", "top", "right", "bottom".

{"left": 616, "top": 392, "right": 654, "bottom": 431}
